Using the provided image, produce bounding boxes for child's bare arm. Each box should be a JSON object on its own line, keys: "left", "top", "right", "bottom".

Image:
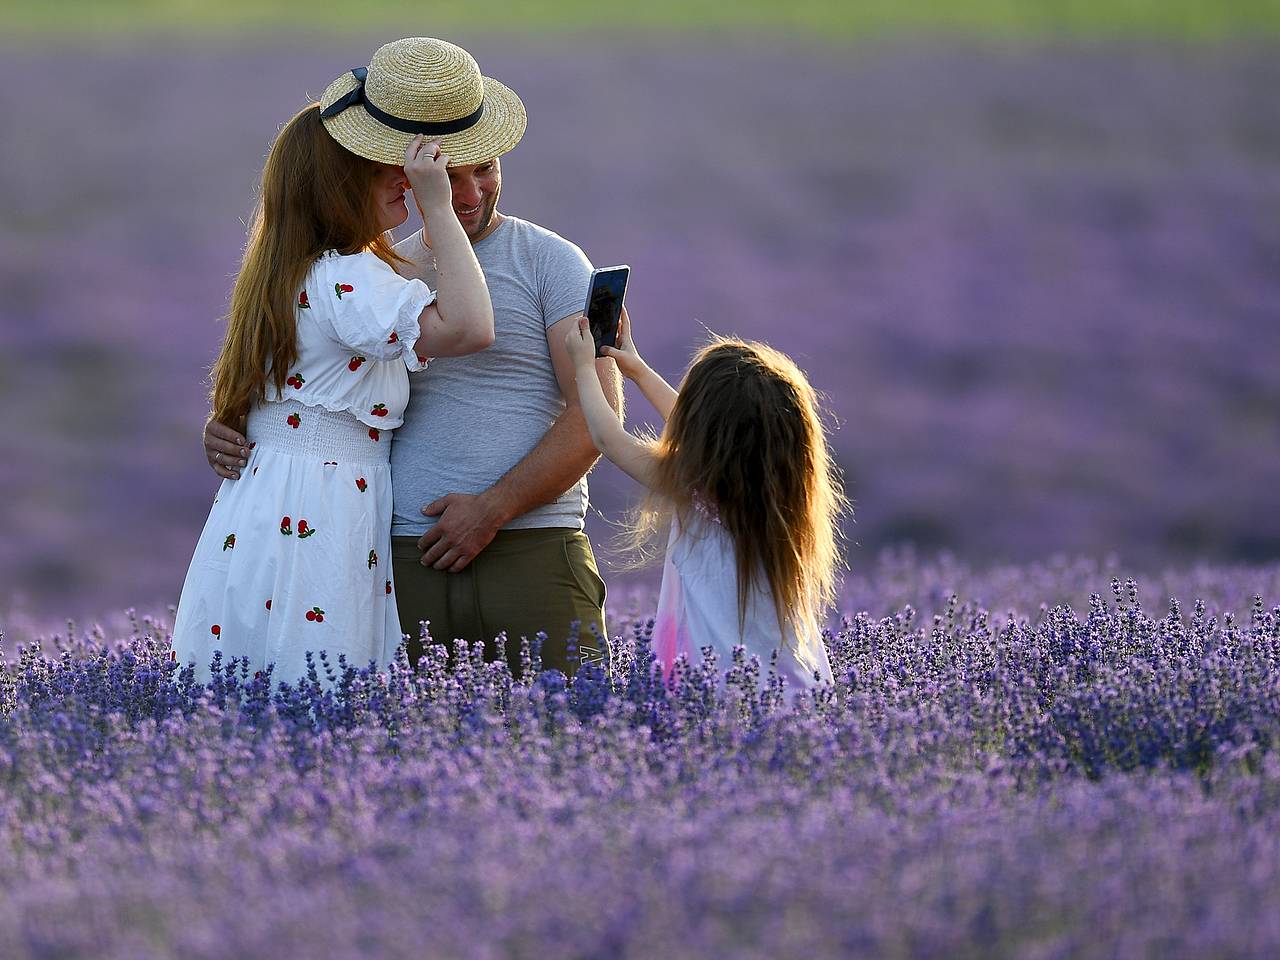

{"left": 601, "top": 309, "right": 677, "bottom": 421}
{"left": 629, "top": 364, "right": 678, "bottom": 423}
{"left": 565, "top": 317, "right": 659, "bottom": 488}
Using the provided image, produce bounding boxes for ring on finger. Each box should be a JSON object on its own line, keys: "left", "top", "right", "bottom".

{"left": 215, "top": 452, "right": 222, "bottom": 465}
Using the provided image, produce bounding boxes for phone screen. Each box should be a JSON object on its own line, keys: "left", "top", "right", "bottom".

{"left": 585, "top": 265, "right": 630, "bottom": 357}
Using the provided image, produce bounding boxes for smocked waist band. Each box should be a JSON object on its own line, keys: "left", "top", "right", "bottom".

{"left": 247, "top": 399, "right": 392, "bottom": 465}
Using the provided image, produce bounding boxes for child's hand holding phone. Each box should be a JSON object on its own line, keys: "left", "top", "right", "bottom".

{"left": 566, "top": 316, "right": 600, "bottom": 371}
{"left": 600, "top": 311, "right": 647, "bottom": 380}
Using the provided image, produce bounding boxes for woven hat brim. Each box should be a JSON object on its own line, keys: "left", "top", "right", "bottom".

{"left": 320, "top": 73, "right": 526, "bottom": 167}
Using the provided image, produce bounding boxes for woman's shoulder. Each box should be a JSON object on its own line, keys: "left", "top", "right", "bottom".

{"left": 312, "top": 249, "right": 398, "bottom": 274}
{"left": 301, "top": 251, "right": 403, "bottom": 304}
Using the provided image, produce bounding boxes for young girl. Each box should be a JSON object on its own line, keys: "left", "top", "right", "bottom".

{"left": 565, "top": 316, "right": 846, "bottom": 692}
{"left": 171, "top": 102, "right": 493, "bottom": 685}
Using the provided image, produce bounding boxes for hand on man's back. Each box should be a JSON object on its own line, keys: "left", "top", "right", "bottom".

{"left": 205, "top": 417, "right": 249, "bottom": 480}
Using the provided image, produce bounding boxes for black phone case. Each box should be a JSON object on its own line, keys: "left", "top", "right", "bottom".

{"left": 587, "top": 268, "right": 629, "bottom": 357}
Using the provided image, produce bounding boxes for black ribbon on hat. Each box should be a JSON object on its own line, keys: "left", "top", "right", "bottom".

{"left": 321, "top": 67, "right": 485, "bottom": 135}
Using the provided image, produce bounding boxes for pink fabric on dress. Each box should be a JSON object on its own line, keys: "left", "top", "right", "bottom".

{"left": 651, "top": 506, "right": 834, "bottom": 694}
{"left": 652, "top": 526, "right": 692, "bottom": 678}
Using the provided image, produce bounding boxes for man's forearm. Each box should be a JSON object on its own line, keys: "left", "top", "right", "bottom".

{"left": 483, "top": 357, "right": 622, "bottom": 525}
{"left": 483, "top": 406, "right": 602, "bottom": 525}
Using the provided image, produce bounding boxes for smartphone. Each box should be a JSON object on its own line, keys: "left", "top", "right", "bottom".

{"left": 584, "top": 265, "right": 630, "bottom": 357}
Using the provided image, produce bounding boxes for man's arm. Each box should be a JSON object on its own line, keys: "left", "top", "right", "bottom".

{"left": 416, "top": 308, "right": 626, "bottom": 573}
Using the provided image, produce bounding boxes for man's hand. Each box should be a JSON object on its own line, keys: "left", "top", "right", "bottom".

{"left": 416, "top": 492, "right": 506, "bottom": 572}
{"left": 205, "top": 416, "right": 249, "bottom": 481}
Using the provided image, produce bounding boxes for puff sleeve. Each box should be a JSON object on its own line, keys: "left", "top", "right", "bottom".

{"left": 312, "top": 252, "right": 435, "bottom": 367}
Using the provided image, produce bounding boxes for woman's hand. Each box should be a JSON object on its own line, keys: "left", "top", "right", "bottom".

{"left": 600, "top": 309, "right": 647, "bottom": 380}
{"left": 565, "top": 316, "right": 599, "bottom": 371}
{"left": 205, "top": 415, "right": 248, "bottom": 480}
{"left": 403, "top": 136, "right": 452, "bottom": 217}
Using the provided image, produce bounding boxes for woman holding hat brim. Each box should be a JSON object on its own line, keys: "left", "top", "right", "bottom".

{"left": 202, "top": 38, "right": 618, "bottom": 675}
{"left": 170, "top": 70, "right": 495, "bottom": 686}
{"left": 316, "top": 37, "right": 527, "bottom": 169}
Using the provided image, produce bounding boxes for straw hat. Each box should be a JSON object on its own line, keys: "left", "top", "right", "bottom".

{"left": 320, "top": 37, "right": 526, "bottom": 167}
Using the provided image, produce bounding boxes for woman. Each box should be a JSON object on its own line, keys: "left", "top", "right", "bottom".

{"left": 171, "top": 63, "right": 494, "bottom": 685}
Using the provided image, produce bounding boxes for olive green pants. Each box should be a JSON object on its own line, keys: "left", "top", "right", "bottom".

{"left": 391, "top": 528, "right": 608, "bottom": 677}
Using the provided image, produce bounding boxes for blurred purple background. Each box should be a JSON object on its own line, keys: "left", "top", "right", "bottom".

{"left": 2, "top": 36, "right": 1278, "bottom": 621}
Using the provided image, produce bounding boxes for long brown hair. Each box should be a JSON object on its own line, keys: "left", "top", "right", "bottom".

{"left": 210, "top": 103, "right": 405, "bottom": 424}
{"left": 627, "top": 338, "right": 848, "bottom": 644}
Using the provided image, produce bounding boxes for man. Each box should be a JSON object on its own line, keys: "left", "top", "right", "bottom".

{"left": 204, "top": 37, "right": 622, "bottom": 675}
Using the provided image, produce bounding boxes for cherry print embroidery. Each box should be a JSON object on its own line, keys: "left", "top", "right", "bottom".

{"left": 387, "top": 331, "right": 399, "bottom": 344}
{"left": 323, "top": 461, "right": 338, "bottom": 466}
{"left": 210, "top": 624, "right": 221, "bottom": 637}
{"left": 368, "top": 549, "right": 378, "bottom": 569}
{"left": 286, "top": 372, "right": 305, "bottom": 389}
{"left": 298, "top": 520, "right": 316, "bottom": 539}
{"left": 222, "top": 534, "right": 236, "bottom": 551}
{"left": 385, "top": 580, "right": 392, "bottom": 595}
{"left": 265, "top": 599, "right": 272, "bottom": 610}
{"left": 371, "top": 403, "right": 388, "bottom": 418}
{"left": 417, "top": 355, "right": 428, "bottom": 365}
{"left": 335, "top": 282, "right": 354, "bottom": 300}
{"left": 348, "top": 355, "right": 366, "bottom": 372}
{"left": 298, "top": 290, "right": 311, "bottom": 309}
{"left": 287, "top": 413, "right": 301, "bottom": 429}
{"left": 369, "top": 428, "right": 380, "bottom": 442}
{"left": 305, "top": 606, "right": 326, "bottom": 623}
{"left": 280, "top": 516, "right": 293, "bottom": 536}
{"left": 356, "top": 478, "right": 367, "bottom": 492}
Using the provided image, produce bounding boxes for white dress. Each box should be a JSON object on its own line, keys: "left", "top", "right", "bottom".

{"left": 172, "top": 251, "right": 435, "bottom": 685}
{"left": 652, "top": 504, "right": 834, "bottom": 695}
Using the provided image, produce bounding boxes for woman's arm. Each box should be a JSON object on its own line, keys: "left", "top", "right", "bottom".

{"left": 601, "top": 310, "right": 677, "bottom": 421}
{"left": 403, "top": 137, "right": 495, "bottom": 358}
{"left": 565, "top": 317, "right": 659, "bottom": 488}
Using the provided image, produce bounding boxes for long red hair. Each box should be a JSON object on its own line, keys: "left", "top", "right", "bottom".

{"left": 210, "top": 103, "right": 405, "bottom": 424}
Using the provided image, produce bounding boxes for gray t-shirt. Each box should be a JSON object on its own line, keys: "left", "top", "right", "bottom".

{"left": 389, "top": 216, "right": 593, "bottom": 537}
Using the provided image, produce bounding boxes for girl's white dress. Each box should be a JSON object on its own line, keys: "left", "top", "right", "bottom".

{"left": 172, "top": 251, "right": 434, "bottom": 685}
{"left": 652, "top": 504, "right": 834, "bottom": 694}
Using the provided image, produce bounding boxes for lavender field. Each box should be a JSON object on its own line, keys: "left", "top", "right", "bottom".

{"left": 2, "top": 22, "right": 1280, "bottom": 957}
{"left": 3, "top": 558, "right": 1280, "bottom": 957}
{"left": 2, "top": 36, "right": 1279, "bottom": 620}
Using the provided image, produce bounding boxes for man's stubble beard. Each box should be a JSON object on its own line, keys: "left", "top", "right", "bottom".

{"left": 466, "top": 189, "right": 501, "bottom": 243}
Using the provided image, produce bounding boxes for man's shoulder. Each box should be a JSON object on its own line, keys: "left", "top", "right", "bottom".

{"left": 501, "top": 214, "right": 563, "bottom": 243}
{"left": 496, "top": 217, "right": 593, "bottom": 325}
{"left": 392, "top": 229, "right": 428, "bottom": 258}
{"left": 500, "top": 216, "right": 589, "bottom": 264}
